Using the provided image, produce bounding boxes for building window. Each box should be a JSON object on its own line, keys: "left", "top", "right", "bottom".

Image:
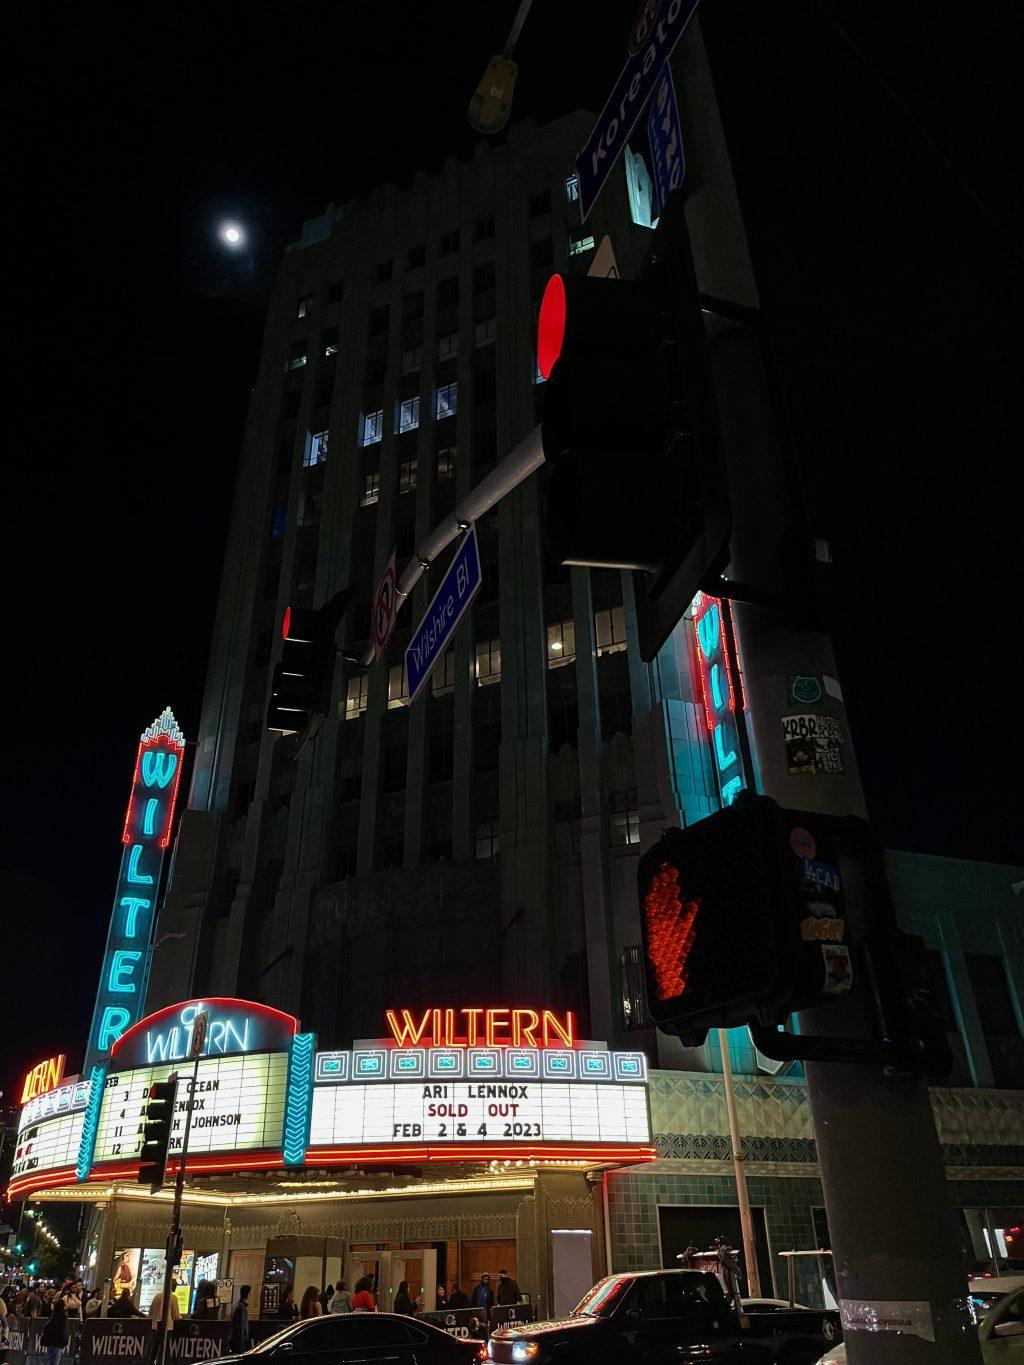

{"left": 565, "top": 174, "right": 580, "bottom": 204}
{"left": 609, "top": 788, "right": 640, "bottom": 846}
{"left": 475, "top": 638, "right": 501, "bottom": 686}
{"left": 361, "top": 471, "right": 380, "bottom": 507}
{"left": 438, "top": 277, "right": 459, "bottom": 308}
{"left": 407, "top": 243, "right": 426, "bottom": 269}
{"left": 436, "top": 383, "right": 458, "bottom": 420}
{"left": 436, "top": 445, "right": 456, "bottom": 480}
{"left": 475, "top": 215, "right": 495, "bottom": 241}
{"left": 966, "top": 955, "right": 1020, "bottom": 1038}
{"left": 473, "top": 262, "right": 496, "bottom": 293}
{"left": 530, "top": 189, "right": 551, "bottom": 217}
{"left": 474, "top": 365, "right": 497, "bottom": 404}
{"left": 285, "top": 342, "right": 307, "bottom": 371}
{"left": 432, "top": 648, "right": 456, "bottom": 696}
{"left": 530, "top": 238, "right": 554, "bottom": 271}
{"left": 299, "top": 487, "right": 322, "bottom": 526}
{"left": 375, "top": 259, "right": 393, "bottom": 283}
{"left": 305, "top": 429, "right": 329, "bottom": 468}
{"left": 361, "top": 409, "right": 384, "bottom": 446}
{"left": 327, "top": 279, "right": 344, "bottom": 305}
{"left": 438, "top": 331, "right": 459, "bottom": 360}
{"left": 399, "top": 457, "right": 418, "bottom": 494}
{"left": 402, "top": 345, "right": 423, "bottom": 373}
{"left": 387, "top": 664, "right": 410, "bottom": 709}
{"left": 366, "top": 356, "right": 387, "bottom": 387}
{"left": 546, "top": 620, "right": 576, "bottom": 667}
{"left": 429, "top": 720, "right": 454, "bottom": 781}
{"left": 344, "top": 674, "right": 368, "bottom": 720}
{"left": 440, "top": 229, "right": 460, "bottom": 255}
{"left": 398, "top": 396, "right": 420, "bottom": 433}
{"left": 321, "top": 326, "right": 339, "bottom": 357}
{"left": 601, "top": 688, "right": 633, "bottom": 740}
{"left": 475, "top": 719, "right": 501, "bottom": 772}
{"left": 620, "top": 947, "right": 653, "bottom": 1029}
{"left": 270, "top": 503, "right": 287, "bottom": 538}
{"left": 595, "top": 605, "right": 627, "bottom": 655}
{"left": 474, "top": 316, "right": 497, "bottom": 347}
{"left": 476, "top": 818, "right": 499, "bottom": 860}
{"left": 369, "top": 304, "right": 389, "bottom": 335}
{"left": 297, "top": 293, "right": 313, "bottom": 319}
{"left": 568, "top": 225, "right": 596, "bottom": 256}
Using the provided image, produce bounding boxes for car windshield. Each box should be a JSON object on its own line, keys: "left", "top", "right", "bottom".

{"left": 574, "top": 1278, "right": 631, "bottom": 1318}
{"left": 249, "top": 1324, "right": 303, "bottom": 1354}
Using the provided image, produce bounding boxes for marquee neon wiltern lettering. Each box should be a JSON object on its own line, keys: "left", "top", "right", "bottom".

{"left": 385, "top": 1007, "right": 575, "bottom": 1049}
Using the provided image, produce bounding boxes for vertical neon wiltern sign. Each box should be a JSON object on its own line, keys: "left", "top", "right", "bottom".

{"left": 83, "top": 707, "right": 185, "bottom": 1073}
{"left": 690, "top": 593, "right": 746, "bottom": 807}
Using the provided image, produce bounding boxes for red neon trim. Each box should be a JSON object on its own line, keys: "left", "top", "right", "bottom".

{"left": 691, "top": 593, "right": 736, "bottom": 734}
{"left": 536, "top": 274, "right": 567, "bottom": 380}
{"left": 110, "top": 998, "right": 299, "bottom": 1059}
{"left": 121, "top": 734, "right": 187, "bottom": 850}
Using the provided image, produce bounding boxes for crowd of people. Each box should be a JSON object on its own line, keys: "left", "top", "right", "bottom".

{"left": 265, "top": 1267, "right": 523, "bottom": 1321}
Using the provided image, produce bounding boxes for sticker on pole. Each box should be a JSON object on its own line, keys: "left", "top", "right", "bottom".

{"left": 840, "top": 1299, "right": 935, "bottom": 1342}
{"left": 372, "top": 548, "right": 398, "bottom": 659}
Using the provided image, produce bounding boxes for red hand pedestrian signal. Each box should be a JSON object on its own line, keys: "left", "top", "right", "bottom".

{"left": 643, "top": 863, "right": 700, "bottom": 1001}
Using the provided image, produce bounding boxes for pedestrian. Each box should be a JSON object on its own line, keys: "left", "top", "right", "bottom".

{"left": 495, "top": 1270, "right": 521, "bottom": 1306}
{"left": 328, "top": 1283, "right": 353, "bottom": 1314}
{"left": 393, "top": 1282, "right": 415, "bottom": 1317}
{"left": 229, "top": 1285, "right": 251, "bottom": 1354}
{"left": 470, "top": 1274, "right": 494, "bottom": 1312}
{"left": 434, "top": 1285, "right": 448, "bottom": 1311}
{"left": 84, "top": 1290, "right": 102, "bottom": 1318}
{"left": 23, "top": 1285, "right": 42, "bottom": 1318}
{"left": 40, "top": 1297, "right": 68, "bottom": 1365}
{"left": 0, "top": 1294, "right": 9, "bottom": 1365}
{"left": 192, "top": 1282, "right": 218, "bottom": 1319}
{"left": 351, "top": 1277, "right": 375, "bottom": 1313}
{"left": 299, "top": 1286, "right": 322, "bottom": 1318}
{"left": 107, "top": 1290, "right": 143, "bottom": 1319}
{"left": 149, "top": 1278, "right": 181, "bottom": 1331}
{"left": 276, "top": 1287, "right": 297, "bottom": 1320}
{"left": 447, "top": 1283, "right": 469, "bottom": 1310}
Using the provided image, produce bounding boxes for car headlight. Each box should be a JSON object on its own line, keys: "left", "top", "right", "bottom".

{"left": 511, "top": 1345, "right": 540, "bottom": 1363}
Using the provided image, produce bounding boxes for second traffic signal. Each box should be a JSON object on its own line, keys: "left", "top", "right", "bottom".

{"left": 266, "top": 585, "right": 360, "bottom": 737}
{"left": 138, "top": 1077, "right": 177, "bottom": 1190}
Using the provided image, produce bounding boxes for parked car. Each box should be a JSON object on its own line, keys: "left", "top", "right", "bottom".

{"left": 813, "top": 1285, "right": 1024, "bottom": 1365}
{"left": 486, "top": 1270, "right": 840, "bottom": 1364}
{"left": 218, "top": 1313, "right": 485, "bottom": 1364}
{"left": 743, "top": 1298, "right": 813, "bottom": 1314}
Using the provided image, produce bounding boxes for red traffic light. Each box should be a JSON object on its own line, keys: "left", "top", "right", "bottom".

{"left": 282, "top": 606, "right": 291, "bottom": 640}
{"left": 537, "top": 274, "right": 567, "bottom": 381}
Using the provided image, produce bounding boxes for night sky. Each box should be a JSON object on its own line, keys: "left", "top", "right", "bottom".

{"left": 4, "top": 0, "right": 1022, "bottom": 1155}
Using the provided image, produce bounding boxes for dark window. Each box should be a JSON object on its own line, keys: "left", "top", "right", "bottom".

{"left": 440, "top": 229, "right": 460, "bottom": 255}
{"left": 429, "top": 720, "right": 454, "bottom": 782}
{"left": 475, "top": 215, "right": 495, "bottom": 241}
{"left": 407, "top": 243, "right": 426, "bottom": 269}
{"left": 474, "top": 428, "right": 498, "bottom": 474}
{"left": 549, "top": 702, "right": 579, "bottom": 751}
{"left": 966, "top": 954, "right": 1020, "bottom": 1037}
{"left": 376, "top": 837, "right": 403, "bottom": 870}
{"left": 280, "top": 390, "right": 301, "bottom": 421}
{"left": 369, "top": 305, "right": 389, "bottom": 336}
{"left": 270, "top": 503, "right": 287, "bottom": 538}
{"left": 530, "top": 238, "right": 554, "bottom": 271}
{"left": 475, "top": 719, "right": 501, "bottom": 772}
{"left": 366, "top": 356, "right": 387, "bottom": 387}
{"left": 601, "top": 689, "right": 633, "bottom": 740}
{"left": 438, "top": 276, "right": 459, "bottom": 308}
{"left": 473, "top": 261, "right": 496, "bottom": 293}
{"left": 403, "top": 290, "right": 424, "bottom": 321}
{"left": 474, "top": 363, "right": 497, "bottom": 404}
{"left": 327, "top": 279, "right": 344, "bottom": 305}
{"left": 375, "top": 259, "right": 393, "bottom": 283}
{"left": 923, "top": 951, "right": 958, "bottom": 1032}
{"left": 620, "top": 947, "right": 653, "bottom": 1029}
{"left": 530, "top": 189, "right": 552, "bottom": 217}
{"left": 383, "top": 744, "right": 408, "bottom": 794}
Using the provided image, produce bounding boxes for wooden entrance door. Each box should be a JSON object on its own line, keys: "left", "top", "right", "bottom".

{"left": 228, "top": 1250, "right": 267, "bottom": 1317}
{"left": 461, "top": 1240, "right": 517, "bottom": 1292}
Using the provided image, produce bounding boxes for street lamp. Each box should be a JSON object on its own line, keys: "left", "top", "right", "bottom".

{"left": 468, "top": 0, "right": 534, "bottom": 135}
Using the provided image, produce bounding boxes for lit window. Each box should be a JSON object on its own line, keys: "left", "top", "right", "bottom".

{"left": 438, "top": 332, "right": 458, "bottom": 360}
{"left": 285, "top": 343, "right": 307, "bottom": 371}
{"left": 436, "top": 446, "right": 456, "bottom": 480}
{"left": 321, "top": 326, "right": 339, "bottom": 357}
{"left": 388, "top": 664, "right": 410, "bottom": 709}
{"left": 547, "top": 620, "right": 576, "bottom": 668}
{"left": 304, "top": 430, "right": 329, "bottom": 468}
{"left": 568, "top": 227, "right": 596, "bottom": 257}
{"left": 475, "top": 818, "right": 500, "bottom": 860}
{"left": 345, "top": 674, "right": 368, "bottom": 720}
{"left": 432, "top": 649, "right": 456, "bottom": 696}
{"left": 399, "top": 458, "right": 417, "bottom": 494}
{"left": 565, "top": 174, "right": 580, "bottom": 204}
{"left": 398, "top": 396, "right": 420, "bottom": 433}
{"left": 361, "top": 471, "right": 380, "bottom": 507}
{"left": 361, "top": 409, "right": 383, "bottom": 446}
{"left": 595, "top": 605, "right": 627, "bottom": 655}
{"left": 402, "top": 345, "right": 423, "bottom": 373}
{"left": 475, "top": 638, "right": 501, "bottom": 686}
{"left": 609, "top": 789, "right": 640, "bottom": 847}
{"left": 270, "top": 503, "right": 287, "bottom": 538}
{"left": 474, "top": 317, "right": 497, "bottom": 347}
{"left": 297, "top": 293, "right": 313, "bottom": 319}
{"left": 436, "top": 383, "right": 458, "bottom": 420}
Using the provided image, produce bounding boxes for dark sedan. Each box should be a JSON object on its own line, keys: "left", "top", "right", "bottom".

{"left": 222, "top": 1314, "right": 485, "bottom": 1365}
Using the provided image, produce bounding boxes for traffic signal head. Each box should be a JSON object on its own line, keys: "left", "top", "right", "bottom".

{"left": 638, "top": 796, "right": 854, "bottom": 1044}
{"left": 138, "top": 1077, "right": 176, "bottom": 1190}
{"left": 267, "top": 585, "right": 360, "bottom": 736}
{"left": 537, "top": 198, "right": 731, "bottom": 657}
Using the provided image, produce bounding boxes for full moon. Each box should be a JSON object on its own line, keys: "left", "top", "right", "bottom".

{"left": 220, "top": 223, "right": 244, "bottom": 247}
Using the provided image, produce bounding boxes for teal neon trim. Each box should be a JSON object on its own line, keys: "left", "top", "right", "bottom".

{"left": 696, "top": 603, "right": 720, "bottom": 660}
{"left": 283, "top": 1033, "right": 315, "bottom": 1166}
{"left": 76, "top": 1065, "right": 106, "bottom": 1181}
{"left": 108, "top": 949, "right": 142, "bottom": 993}
{"left": 141, "top": 749, "right": 178, "bottom": 790}
{"left": 125, "top": 844, "right": 153, "bottom": 885}
{"left": 713, "top": 723, "right": 738, "bottom": 771}
{"left": 119, "top": 895, "right": 151, "bottom": 937}
{"left": 97, "top": 1004, "right": 131, "bottom": 1053}
{"left": 721, "top": 776, "right": 744, "bottom": 805}
{"left": 710, "top": 662, "right": 727, "bottom": 711}
{"left": 142, "top": 797, "right": 161, "bottom": 836}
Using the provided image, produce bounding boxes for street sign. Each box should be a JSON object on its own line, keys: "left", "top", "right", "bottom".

{"left": 372, "top": 547, "right": 398, "bottom": 659}
{"left": 575, "top": 0, "right": 699, "bottom": 221}
{"left": 647, "top": 58, "right": 685, "bottom": 215}
{"left": 405, "top": 527, "right": 482, "bottom": 703}
{"left": 189, "top": 1009, "right": 208, "bottom": 1060}
{"left": 589, "top": 235, "right": 620, "bottom": 279}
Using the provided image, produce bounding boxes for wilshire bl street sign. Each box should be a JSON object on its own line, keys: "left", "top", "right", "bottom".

{"left": 405, "top": 526, "right": 482, "bottom": 702}
{"left": 576, "top": 0, "right": 699, "bottom": 221}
